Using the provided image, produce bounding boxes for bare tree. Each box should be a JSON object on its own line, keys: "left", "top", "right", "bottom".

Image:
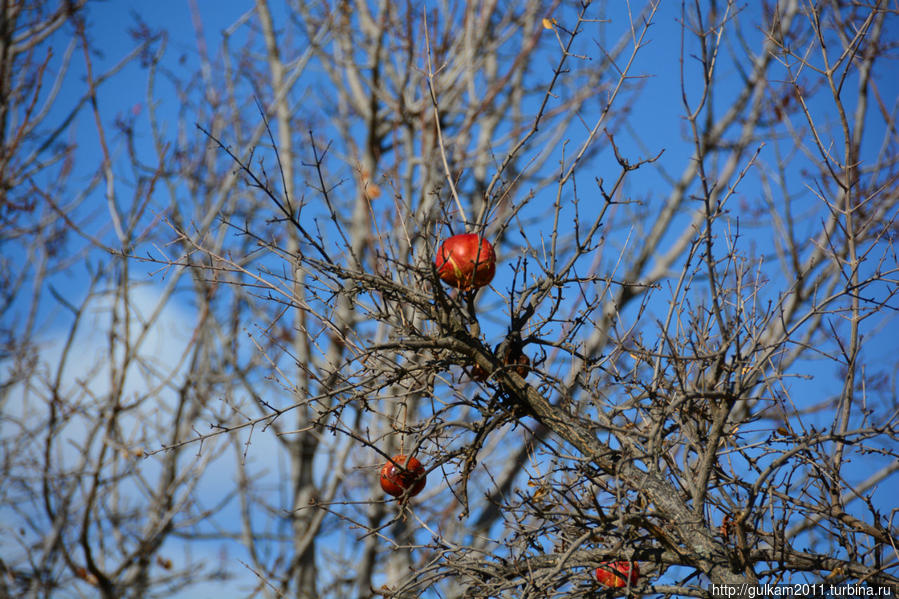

{"left": 1, "top": 2, "right": 245, "bottom": 597}
{"left": 3, "top": 1, "right": 898, "bottom": 598}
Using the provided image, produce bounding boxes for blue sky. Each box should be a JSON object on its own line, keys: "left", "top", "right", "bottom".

{"left": 4, "top": 1, "right": 898, "bottom": 596}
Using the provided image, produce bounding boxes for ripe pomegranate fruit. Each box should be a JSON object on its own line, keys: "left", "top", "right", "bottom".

{"left": 435, "top": 233, "right": 496, "bottom": 290}
{"left": 595, "top": 561, "right": 639, "bottom": 588}
{"left": 379, "top": 454, "right": 427, "bottom": 498}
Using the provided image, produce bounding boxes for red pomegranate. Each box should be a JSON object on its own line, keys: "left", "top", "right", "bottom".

{"left": 595, "top": 561, "right": 639, "bottom": 588}
{"left": 435, "top": 234, "right": 496, "bottom": 290}
{"left": 379, "top": 454, "right": 427, "bottom": 498}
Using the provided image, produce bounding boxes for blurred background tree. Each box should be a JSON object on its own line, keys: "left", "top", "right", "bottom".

{"left": 1, "top": 1, "right": 897, "bottom": 598}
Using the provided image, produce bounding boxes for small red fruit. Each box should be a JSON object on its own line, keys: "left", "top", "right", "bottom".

{"left": 379, "top": 454, "right": 427, "bottom": 498}
{"left": 435, "top": 234, "right": 496, "bottom": 290}
{"left": 595, "top": 561, "right": 639, "bottom": 588}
